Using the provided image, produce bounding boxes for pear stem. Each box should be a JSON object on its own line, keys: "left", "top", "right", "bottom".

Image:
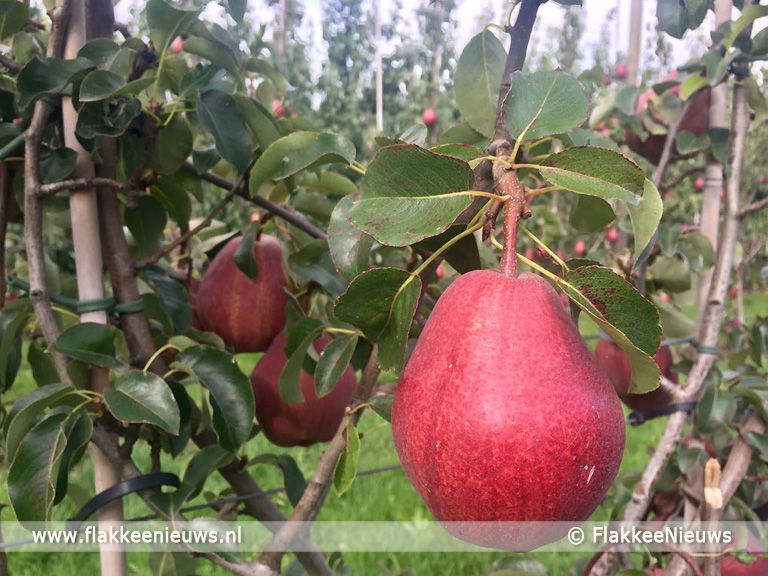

{"left": 495, "top": 162, "right": 527, "bottom": 278}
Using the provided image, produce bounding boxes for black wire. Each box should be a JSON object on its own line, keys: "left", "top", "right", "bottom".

{"left": 0, "top": 463, "right": 403, "bottom": 550}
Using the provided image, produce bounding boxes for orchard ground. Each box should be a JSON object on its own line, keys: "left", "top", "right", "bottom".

{"left": 0, "top": 291, "right": 763, "bottom": 576}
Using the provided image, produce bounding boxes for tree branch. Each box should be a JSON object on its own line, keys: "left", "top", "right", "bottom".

{"left": 0, "top": 163, "right": 10, "bottom": 308}
{"left": 22, "top": 0, "right": 74, "bottom": 383}
{"left": 738, "top": 196, "right": 768, "bottom": 219}
{"left": 0, "top": 53, "right": 21, "bottom": 73}
{"left": 663, "top": 164, "right": 706, "bottom": 192}
{"left": 258, "top": 347, "right": 381, "bottom": 572}
{"left": 592, "top": 46, "right": 752, "bottom": 576}
{"left": 39, "top": 177, "right": 128, "bottom": 196}
{"left": 181, "top": 162, "right": 327, "bottom": 240}
{"left": 133, "top": 160, "right": 255, "bottom": 271}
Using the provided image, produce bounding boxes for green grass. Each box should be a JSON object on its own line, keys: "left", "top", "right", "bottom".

{"left": 1, "top": 290, "right": 763, "bottom": 575}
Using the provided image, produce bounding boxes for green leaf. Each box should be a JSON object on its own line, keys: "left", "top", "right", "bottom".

{"left": 0, "top": 305, "right": 31, "bottom": 390}
{"left": 27, "top": 341, "right": 59, "bottom": 387}
{"left": 76, "top": 97, "right": 142, "bottom": 139}
{"left": 561, "top": 266, "right": 662, "bottom": 394}
{"left": 234, "top": 227, "right": 258, "bottom": 280}
{"left": 182, "top": 36, "right": 240, "bottom": 80}
{"left": 176, "top": 346, "right": 254, "bottom": 452}
{"left": 724, "top": 5, "right": 768, "bottom": 49}
{"left": 105, "top": 371, "right": 180, "bottom": 434}
{"left": 40, "top": 147, "right": 78, "bottom": 184}
{"left": 233, "top": 94, "right": 281, "bottom": 151}
{"left": 146, "top": 0, "right": 204, "bottom": 54}
{"left": 150, "top": 116, "right": 193, "bottom": 176}
{"left": 569, "top": 195, "right": 616, "bottom": 233}
{"left": 678, "top": 232, "right": 715, "bottom": 272}
{"left": 0, "top": 1, "right": 29, "bottom": 42}
{"left": 334, "top": 268, "right": 421, "bottom": 373}
{"left": 245, "top": 58, "right": 286, "bottom": 99}
{"left": 53, "top": 410, "right": 92, "bottom": 506}
{"left": 279, "top": 324, "right": 324, "bottom": 404}
{"left": 169, "top": 445, "right": 232, "bottom": 509}
{"left": 77, "top": 38, "right": 120, "bottom": 68}
{"left": 743, "top": 77, "right": 768, "bottom": 120}
{"left": 54, "top": 323, "right": 122, "bottom": 369}
{"left": 333, "top": 421, "right": 360, "bottom": 496}
{"left": 436, "top": 122, "right": 487, "bottom": 146}
{"left": 125, "top": 196, "right": 168, "bottom": 259}
{"left": 249, "top": 132, "right": 356, "bottom": 195}
{"left": 197, "top": 89, "right": 252, "bottom": 174}
{"left": 679, "top": 75, "right": 709, "bottom": 101}
{"left": 17, "top": 56, "right": 93, "bottom": 110}
{"left": 348, "top": 144, "right": 474, "bottom": 247}
{"left": 288, "top": 240, "right": 348, "bottom": 297}
{"left": 369, "top": 394, "right": 393, "bottom": 422}
{"left": 328, "top": 196, "right": 373, "bottom": 281}
{"left": 430, "top": 143, "right": 485, "bottom": 162}
{"left": 145, "top": 267, "right": 192, "bottom": 336}
{"left": 505, "top": 71, "right": 589, "bottom": 141}
{"left": 540, "top": 147, "right": 646, "bottom": 205}
{"left": 455, "top": 31, "right": 506, "bottom": 137}
{"left": 656, "top": 0, "right": 689, "bottom": 39}
{"left": 9, "top": 411, "right": 68, "bottom": 525}
{"left": 225, "top": 0, "right": 246, "bottom": 23}
{"left": 4, "top": 383, "right": 76, "bottom": 463}
{"left": 150, "top": 177, "right": 191, "bottom": 229}
{"left": 315, "top": 334, "right": 358, "bottom": 396}
{"left": 628, "top": 179, "right": 664, "bottom": 267}
{"left": 301, "top": 171, "right": 358, "bottom": 196}
{"left": 251, "top": 454, "right": 307, "bottom": 506}
{"left": 79, "top": 70, "right": 126, "bottom": 102}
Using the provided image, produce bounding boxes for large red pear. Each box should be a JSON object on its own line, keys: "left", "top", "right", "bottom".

{"left": 594, "top": 339, "right": 676, "bottom": 412}
{"left": 197, "top": 235, "right": 291, "bottom": 352}
{"left": 392, "top": 269, "right": 625, "bottom": 551}
{"left": 251, "top": 332, "right": 356, "bottom": 447}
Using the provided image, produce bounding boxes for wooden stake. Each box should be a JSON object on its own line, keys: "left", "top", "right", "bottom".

{"left": 61, "top": 1, "right": 126, "bottom": 574}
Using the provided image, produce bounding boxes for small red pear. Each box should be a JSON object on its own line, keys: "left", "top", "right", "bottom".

{"left": 251, "top": 333, "right": 356, "bottom": 447}
{"left": 422, "top": 107, "right": 438, "bottom": 127}
{"left": 196, "top": 235, "right": 291, "bottom": 352}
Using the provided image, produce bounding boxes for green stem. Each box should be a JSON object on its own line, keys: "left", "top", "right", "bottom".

{"left": 399, "top": 218, "right": 486, "bottom": 296}
{"left": 143, "top": 343, "right": 180, "bottom": 373}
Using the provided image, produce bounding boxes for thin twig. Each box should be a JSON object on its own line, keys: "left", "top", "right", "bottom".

{"left": 663, "top": 164, "right": 706, "bottom": 192}
{"left": 135, "top": 159, "right": 254, "bottom": 271}
{"left": 738, "top": 196, "right": 768, "bottom": 219}
{"left": 134, "top": 187, "right": 237, "bottom": 270}
{"left": 181, "top": 162, "right": 327, "bottom": 240}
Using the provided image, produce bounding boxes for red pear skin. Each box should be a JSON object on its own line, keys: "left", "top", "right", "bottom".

{"left": 251, "top": 332, "right": 356, "bottom": 447}
{"left": 392, "top": 270, "right": 626, "bottom": 551}
{"left": 197, "top": 235, "right": 291, "bottom": 353}
{"left": 720, "top": 531, "right": 768, "bottom": 576}
{"left": 594, "top": 339, "right": 676, "bottom": 412}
